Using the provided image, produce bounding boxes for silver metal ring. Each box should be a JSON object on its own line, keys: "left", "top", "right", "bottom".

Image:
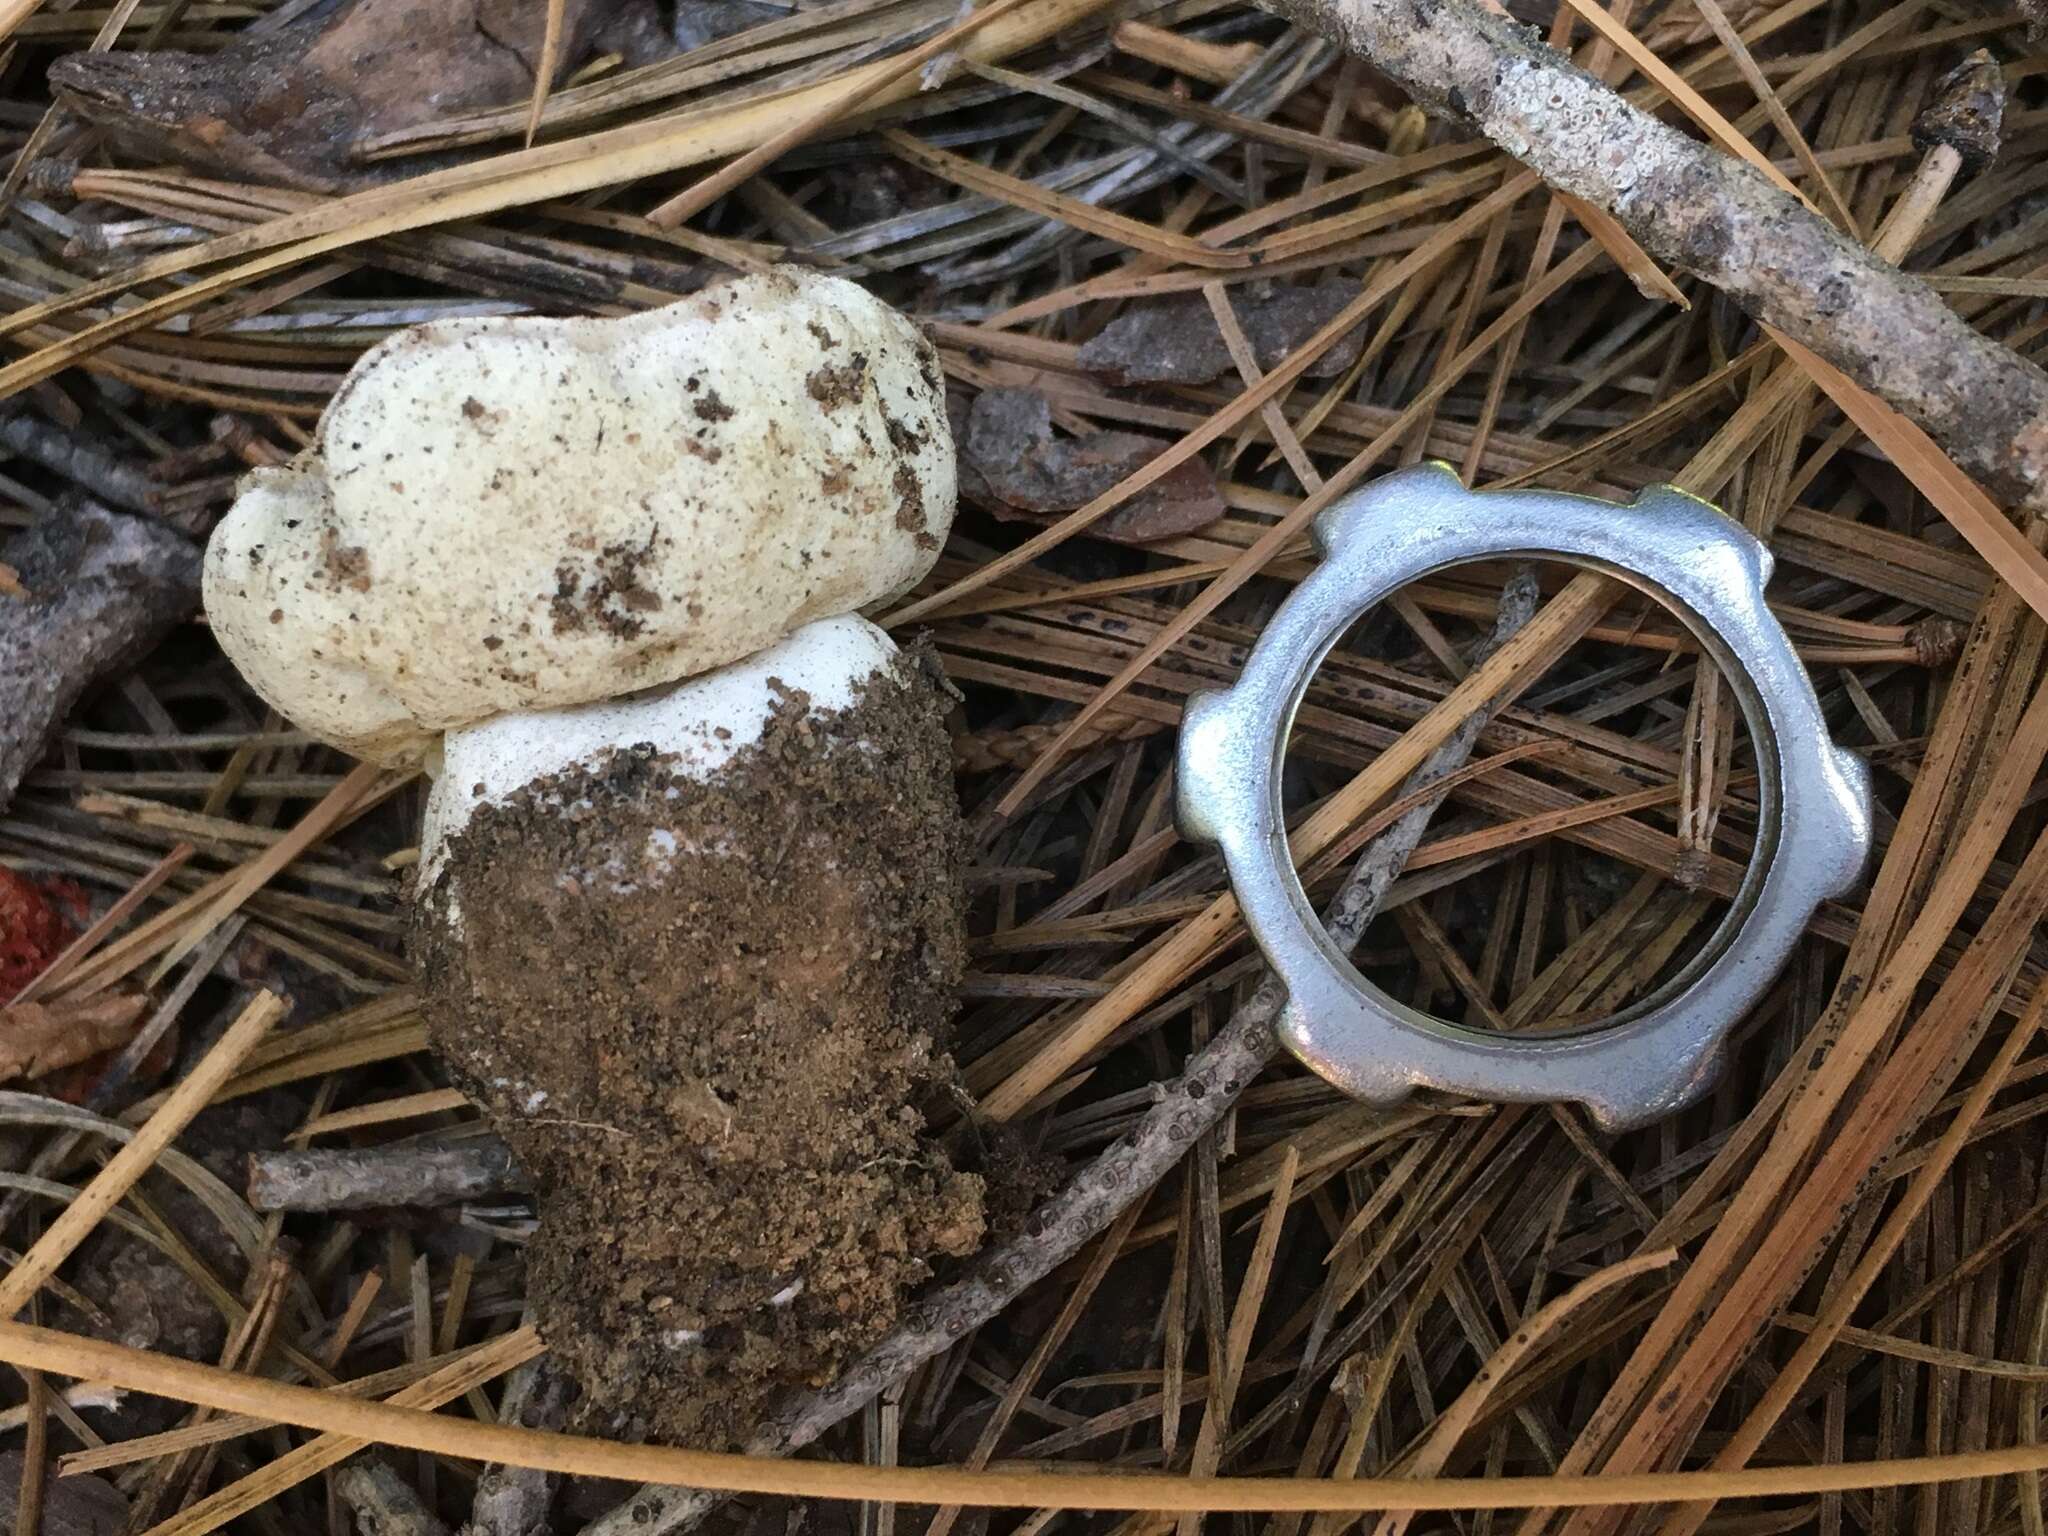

{"left": 1175, "top": 462, "right": 1872, "bottom": 1131}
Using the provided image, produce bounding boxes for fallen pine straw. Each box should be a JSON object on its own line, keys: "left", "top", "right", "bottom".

{"left": 13, "top": 1320, "right": 2048, "bottom": 1512}
{"left": 0, "top": 0, "right": 1124, "bottom": 402}
{"left": 5, "top": 1, "right": 2048, "bottom": 1530}
{"left": 0, "top": 990, "right": 280, "bottom": 1318}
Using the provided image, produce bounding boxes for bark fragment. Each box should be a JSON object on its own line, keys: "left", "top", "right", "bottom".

{"left": 47, "top": 0, "right": 659, "bottom": 190}
{"left": 1076, "top": 279, "right": 1364, "bottom": 385}
{"left": 335, "top": 1461, "right": 451, "bottom": 1536}
{"left": 960, "top": 387, "right": 1226, "bottom": 542}
{"left": 1912, "top": 49, "right": 2004, "bottom": 173}
{"left": 0, "top": 501, "right": 200, "bottom": 814}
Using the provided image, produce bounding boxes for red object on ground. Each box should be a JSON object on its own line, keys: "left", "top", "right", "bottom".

{"left": 0, "top": 866, "right": 84, "bottom": 1002}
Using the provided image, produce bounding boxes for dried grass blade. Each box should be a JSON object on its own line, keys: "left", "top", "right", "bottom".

{"left": 141, "top": 759, "right": 382, "bottom": 988}
{"left": 18, "top": 1318, "right": 2048, "bottom": 1509}
{"left": 992, "top": 238, "right": 1601, "bottom": 814}
{"left": 977, "top": 571, "right": 1611, "bottom": 1121}
{"left": 10, "top": 841, "right": 192, "bottom": 1003}
{"left": 525, "top": 0, "right": 571, "bottom": 147}
{"left": 0, "top": 0, "right": 1118, "bottom": 399}
{"left": 138, "top": 1325, "right": 542, "bottom": 1536}
{"left": 886, "top": 174, "right": 1543, "bottom": 633}
{"left": 1373, "top": 1248, "right": 1678, "bottom": 1536}
{"left": 1654, "top": 985, "right": 2048, "bottom": 1536}
{"left": 0, "top": 0, "right": 43, "bottom": 47}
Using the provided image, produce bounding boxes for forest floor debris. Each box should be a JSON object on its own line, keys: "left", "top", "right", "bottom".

{"left": 0, "top": 2, "right": 2045, "bottom": 1534}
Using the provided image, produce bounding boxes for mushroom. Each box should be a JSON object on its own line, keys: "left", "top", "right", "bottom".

{"left": 205, "top": 268, "right": 953, "bottom": 767}
{"left": 203, "top": 269, "right": 984, "bottom": 1444}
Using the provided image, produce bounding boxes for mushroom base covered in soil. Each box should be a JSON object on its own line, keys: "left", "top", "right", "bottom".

{"left": 412, "top": 618, "right": 983, "bottom": 1445}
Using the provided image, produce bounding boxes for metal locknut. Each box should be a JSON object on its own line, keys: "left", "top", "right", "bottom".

{"left": 1176, "top": 462, "right": 1871, "bottom": 1132}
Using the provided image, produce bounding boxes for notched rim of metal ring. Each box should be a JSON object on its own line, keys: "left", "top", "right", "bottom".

{"left": 1175, "top": 461, "right": 1872, "bottom": 1133}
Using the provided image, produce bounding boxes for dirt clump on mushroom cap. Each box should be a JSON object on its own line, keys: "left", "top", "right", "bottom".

{"left": 413, "top": 646, "right": 979, "bottom": 1446}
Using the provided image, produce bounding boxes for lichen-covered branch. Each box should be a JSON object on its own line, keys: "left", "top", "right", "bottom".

{"left": 0, "top": 500, "right": 200, "bottom": 813}
{"left": 0, "top": 412, "right": 173, "bottom": 520}
{"left": 1251, "top": 0, "right": 2048, "bottom": 507}
{"left": 461, "top": 1353, "right": 576, "bottom": 1536}
{"left": 335, "top": 1460, "right": 452, "bottom": 1536}
{"left": 246, "top": 1141, "right": 528, "bottom": 1212}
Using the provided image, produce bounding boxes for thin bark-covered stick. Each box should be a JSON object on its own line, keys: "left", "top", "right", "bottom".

{"left": 247, "top": 1142, "right": 528, "bottom": 1212}
{"left": 336, "top": 1460, "right": 453, "bottom": 1536}
{"left": 581, "top": 571, "right": 1542, "bottom": 1536}
{"left": 0, "top": 500, "right": 200, "bottom": 813}
{"left": 461, "top": 1354, "right": 576, "bottom": 1536}
{"left": 0, "top": 411, "right": 170, "bottom": 520}
{"left": 1247, "top": 0, "right": 2048, "bottom": 510}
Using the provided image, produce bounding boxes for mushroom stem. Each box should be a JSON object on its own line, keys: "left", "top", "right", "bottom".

{"left": 412, "top": 615, "right": 979, "bottom": 1446}
{"left": 419, "top": 614, "right": 903, "bottom": 897}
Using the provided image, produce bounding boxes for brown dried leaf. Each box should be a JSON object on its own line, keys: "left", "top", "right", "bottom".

{"left": 1913, "top": 48, "right": 2005, "bottom": 172}
{"left": 48, "top": 0, "right": 654, "bottom": 190}
{"left": 960, "top": 387, "right": 1226, "bottom": 543}
{"left": 0, "top": 992, "right": 148, "bottom": 1085}
{"left": 1076, "top": 280, "right": 1365, "bottom": 386}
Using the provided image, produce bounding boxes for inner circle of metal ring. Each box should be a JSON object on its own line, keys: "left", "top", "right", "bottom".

{"left": 1174, "top": 462, "right": 1873, "bottom": 1132}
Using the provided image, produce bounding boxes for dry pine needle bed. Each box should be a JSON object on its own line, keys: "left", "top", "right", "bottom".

{"left": 1, "top": 1, "right": 2047, "bottom": 1535}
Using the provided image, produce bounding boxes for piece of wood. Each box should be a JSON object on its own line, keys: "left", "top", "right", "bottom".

{"left": 463, "top": 1355, "right": 575, "bottom": 1536}
{"left": 247, "top": 1142, "right": 527, "bottom": 1212}
{"left": 335, "top": 1461, "right": 451, "bottom": 1536}
{"left": 1250, "top": 0, "right": 2048, "bottom": 510}
{"left": 0, "top": 501, "right": 199, "bottom": 814}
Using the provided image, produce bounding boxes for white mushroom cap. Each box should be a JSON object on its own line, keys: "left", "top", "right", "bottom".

{"left": 418, "top": 613, "right": 898, "bottom": 892}
{"left": 204, "top": 269, "right": 954, "bottom": 765}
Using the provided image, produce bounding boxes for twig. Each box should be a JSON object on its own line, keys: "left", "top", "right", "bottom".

{"left": 581, "top": 569, "right": 1542, "bottom": 1536}
{"left": 1247, "top": 0, "right": 2048, "bottom": 508}
{"left": 0, "top": 411, "right": 170, "bottom": 521}
{"left": 0, "top": 500, "right": 200, "bottom": 814}
{"left": 336, "top": 1460, "right": 453, "bottom": 1536}
{"left": 247, "top": 1142, "right": 529, "bottom": 1212}
{"left": 461, "top": 1354, "right": 576, "bottom": 1536}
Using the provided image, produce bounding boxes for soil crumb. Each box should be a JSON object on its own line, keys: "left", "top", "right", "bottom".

{"left": 414, "top": 648, "right": 980, "bottom": 1447}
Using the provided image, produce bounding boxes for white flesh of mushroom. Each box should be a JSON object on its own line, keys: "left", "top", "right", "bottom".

{"left": 418, "top": 613, "right": 898, "bottom": 916}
